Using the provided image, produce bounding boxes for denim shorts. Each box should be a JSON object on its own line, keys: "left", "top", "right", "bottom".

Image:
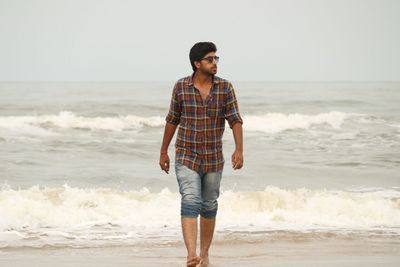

{"left": 175, "top": 161, "right": 223, "bottom": 218}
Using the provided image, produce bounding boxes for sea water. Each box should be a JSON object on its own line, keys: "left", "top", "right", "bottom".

{"left": 0, "top": 81, "right": 399, "bottom": 248}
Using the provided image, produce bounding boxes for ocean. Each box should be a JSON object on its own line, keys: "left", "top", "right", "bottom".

{"left": 0, "top": 81, "right": 399, "bottom": 249}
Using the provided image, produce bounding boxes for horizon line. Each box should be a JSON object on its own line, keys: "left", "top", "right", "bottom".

{"left": 1, "top": 80, "right": 400, "bottom": 83}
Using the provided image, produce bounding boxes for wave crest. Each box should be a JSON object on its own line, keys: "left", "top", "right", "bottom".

{"left": 0, "top": 184, "right": 399, "bottom": 247}
{"left": 243, "top": 111, "right": 351, "bottom": 133}
{"left": 0, "top": 111, "right": 359, "bottom": 134}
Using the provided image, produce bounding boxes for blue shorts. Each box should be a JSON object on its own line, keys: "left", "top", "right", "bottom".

{"left": 175, "top": 161, "right": 223, "bottom": 218}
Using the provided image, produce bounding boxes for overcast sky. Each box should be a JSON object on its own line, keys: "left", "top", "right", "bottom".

{"left": 0, "top": 0, "right": 399, "bottom": 81}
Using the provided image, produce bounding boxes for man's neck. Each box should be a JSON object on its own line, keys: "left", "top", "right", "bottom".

{"left": 193, "top": 71, "right": 213, "bottom": 86}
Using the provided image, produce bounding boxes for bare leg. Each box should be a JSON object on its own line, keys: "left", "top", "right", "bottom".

{"left": 199, "top": 216, "right": 216, "bottom": 265}
{"left": 181, "top": 217, "right": 201, "bottom": 266}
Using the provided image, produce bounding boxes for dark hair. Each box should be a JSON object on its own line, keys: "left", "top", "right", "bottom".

{"left": 189, "top": 42, "right": 217, "bottom": 72}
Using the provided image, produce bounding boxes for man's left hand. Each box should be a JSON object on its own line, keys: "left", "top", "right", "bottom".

{"left": 231, "top": 150, "right": 243, "bottom": 170}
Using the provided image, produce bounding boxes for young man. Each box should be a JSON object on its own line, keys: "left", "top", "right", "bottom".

{"left": 159, "top": 42, "right": 243, "bottom": 267}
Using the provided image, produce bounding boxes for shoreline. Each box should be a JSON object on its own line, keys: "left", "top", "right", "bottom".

{"left": 1, "top": 236, "right": 399, "bottom": 267}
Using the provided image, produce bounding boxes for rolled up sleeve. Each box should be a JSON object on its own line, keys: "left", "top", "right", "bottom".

{"left": 225, "top": 83, "right": 243, "bottom": 128}
{"left": 165, "top": 83, "right": 182, "bottom": 125}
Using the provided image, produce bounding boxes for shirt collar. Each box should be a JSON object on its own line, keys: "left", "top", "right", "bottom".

{"left": 188, "top": 72, "right": 219, "bottom": 86}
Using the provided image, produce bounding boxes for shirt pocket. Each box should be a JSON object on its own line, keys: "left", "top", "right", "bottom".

{"left": 207, "top": 100, "right": 224, "bottom": 118}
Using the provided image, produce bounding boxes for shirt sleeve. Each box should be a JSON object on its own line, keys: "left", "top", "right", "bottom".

{"left": 165, "top": 82, "right": 182, "bottom": 125}
{"left": 225, "top": 82, "right": 243, "bottom": 128}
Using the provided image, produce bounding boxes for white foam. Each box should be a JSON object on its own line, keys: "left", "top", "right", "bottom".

{"left": 243, "top": 111, "right": 351, "bottom": 133}
{"left": 218, "top": 186, "right": 400, "bottom": 231}
{"left": 0, "top": 111, "right": 380, "bottom": 135}
{"left": 0, "top": 185, "right": 399, "bottom": 247}
{"left": 0, "top": 111, "right": 165, "bottom": 134}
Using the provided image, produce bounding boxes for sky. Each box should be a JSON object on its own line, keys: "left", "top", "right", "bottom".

{"left": 0, "top": 0, "right": 399, "bottom": 81}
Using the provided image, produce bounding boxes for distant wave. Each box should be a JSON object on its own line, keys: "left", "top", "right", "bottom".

{"left": 0, "top": 111, "right": 165, "bottom": 134}
{"left": 0, "top": 111, "right": 370, "bottom": 135}
{"left": 0, "top": 184, "right": 399, "bottom": 247}
{"left": 242, "top": 111, "right": 353, "bottom": 133}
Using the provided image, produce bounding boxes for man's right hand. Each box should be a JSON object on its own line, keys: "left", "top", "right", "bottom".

{"left": 159, "top": 152, "right": 170, "bottom": 174}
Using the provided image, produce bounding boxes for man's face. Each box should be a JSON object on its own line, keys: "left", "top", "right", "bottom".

{"left": 195, "top": 51, "right": 218, "bottom": 75}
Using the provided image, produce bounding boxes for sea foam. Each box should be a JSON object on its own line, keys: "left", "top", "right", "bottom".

{"left": 0, "top": 110, "right": 364, "bottom": 135}
{"left": 0, "top": 184, "right": 399, "bottom": 247}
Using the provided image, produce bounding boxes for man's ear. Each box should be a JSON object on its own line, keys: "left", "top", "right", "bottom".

{"left": 194, "top": 61, "right": 201, "bottom": 69}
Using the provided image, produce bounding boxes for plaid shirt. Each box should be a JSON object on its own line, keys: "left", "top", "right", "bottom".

{"left": 165, "top": 74, "right": 243, "bottom": 173}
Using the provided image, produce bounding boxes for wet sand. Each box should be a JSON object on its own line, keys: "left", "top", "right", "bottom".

{"left": 1, "top": 237, "right": 399, "bottom": 267}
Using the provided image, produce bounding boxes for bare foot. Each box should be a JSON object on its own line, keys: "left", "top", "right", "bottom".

{"left": 199, "top": 254, "right": 210, "bottom": 266}
{"left": 186, "top": 255, "right": 201, "bottom": 267}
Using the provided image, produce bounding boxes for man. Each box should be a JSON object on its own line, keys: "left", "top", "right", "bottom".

{"left": 159, "top": 42, "right": 243, "bottom": 267}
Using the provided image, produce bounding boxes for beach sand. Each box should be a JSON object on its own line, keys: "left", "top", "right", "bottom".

{"left": 1, "top": 236, "right": 399, "bottom": 267}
